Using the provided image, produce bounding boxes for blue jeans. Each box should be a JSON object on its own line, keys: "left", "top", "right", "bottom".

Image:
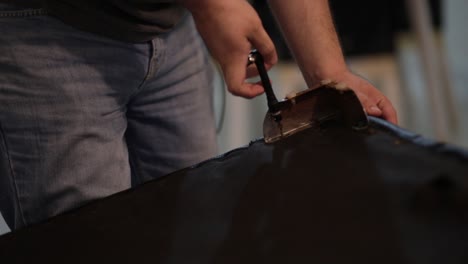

{"left": 0, "top": 4, "right": 217, "bottom": 230}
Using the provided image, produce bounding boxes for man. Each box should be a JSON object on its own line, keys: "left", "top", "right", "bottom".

{"left": 0, "top": 0, "right": 397, "bottom": 230}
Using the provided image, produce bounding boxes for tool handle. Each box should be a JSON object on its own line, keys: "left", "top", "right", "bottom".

{"left": 248, "top": 50, "right": 280, "bottom": 113}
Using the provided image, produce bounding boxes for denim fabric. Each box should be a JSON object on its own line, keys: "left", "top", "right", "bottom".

{"left": 0, "top": 4, "right": 217, "bottom": 230}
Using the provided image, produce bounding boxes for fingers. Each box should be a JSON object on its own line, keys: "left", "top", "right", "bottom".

{"left": 362, "top": 101, "right": 384, "bottom": 120}
{"left": 222, "top": 54, "right": 265, "bottom": 98}
{"left": 342, "top": 73, "right": 398, "bottom": 125}
{"left": 377, "top": 98, "right": 398, "bottom": 125}
{"left": 366, "top": 106, "right": 383, "bottom": 117}
{"left": 223, "top": 26, "right": 277, "bottom": 98}
{"left": 361, "top": 95, "right": 398, "bottom": 125}
{"left": 248, "top": 25, "right": 278, "bottom": 68}
{"left": 352, "top": 83, "right": 383, "bottom": 117}
{"left": 347, "top": 87, "right": 396, "bottom": 125}
{"left": 244, "top": 24, "right": 278, "bottom": 80}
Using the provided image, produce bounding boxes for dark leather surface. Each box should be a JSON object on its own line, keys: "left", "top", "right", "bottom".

{"left": 0, "top": 0, "right": 43, "bottom": 8}
{"left": 0, "top": 117, "right": 467, "bottom": 263}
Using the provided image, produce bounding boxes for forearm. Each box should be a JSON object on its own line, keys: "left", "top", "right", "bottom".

{"left": 268, "top": 0, "right": 347, "bottom": 87}
{"left": 178, "top": 0, "right": 397, "bottom": 123}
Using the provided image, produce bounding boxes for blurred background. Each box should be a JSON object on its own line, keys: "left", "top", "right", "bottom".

{"left": 215, "top": 0, "right": 468, "bottom": 154}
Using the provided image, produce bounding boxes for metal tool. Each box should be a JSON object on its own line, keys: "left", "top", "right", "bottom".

{"left": 248, "top": 50, "right": 369, "bottom": 143}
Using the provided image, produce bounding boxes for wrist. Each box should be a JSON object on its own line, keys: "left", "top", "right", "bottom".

{"left": 302, "top": 63, "right": 349, "bottom": 88}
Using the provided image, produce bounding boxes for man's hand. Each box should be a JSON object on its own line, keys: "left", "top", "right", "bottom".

{"left": 330, "top": 70, "right": 398, "bottom": 124}
{"left": 268, "top": 0, "right": 398, "bottom": 124}
{"left": 179, "top": 0, "right": 277, "bottom": 98}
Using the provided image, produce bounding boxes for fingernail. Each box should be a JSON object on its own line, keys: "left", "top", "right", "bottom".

{"left": 370, "top": 106, "right": 382, "bottom": 114}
